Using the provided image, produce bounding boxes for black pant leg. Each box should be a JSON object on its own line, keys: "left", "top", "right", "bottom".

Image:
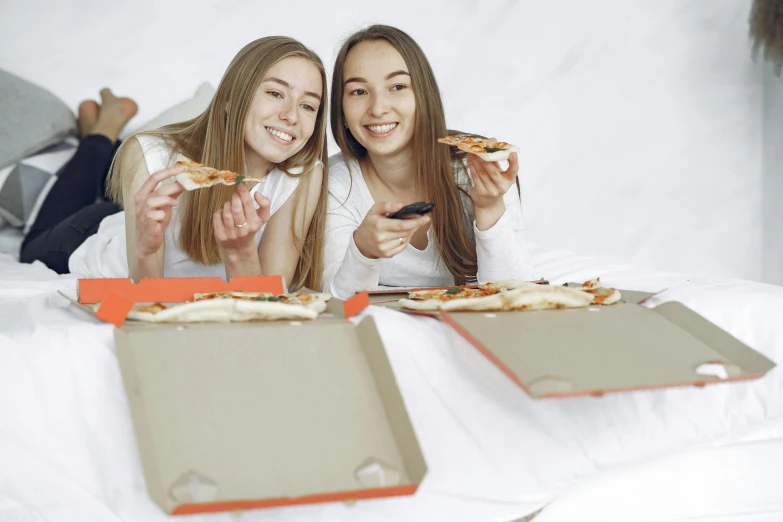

{"left": 20, "top": 201, "right": 121, "bottom": 274}
{"left": 26, "top": 134, "right": 119, "bottom": 236}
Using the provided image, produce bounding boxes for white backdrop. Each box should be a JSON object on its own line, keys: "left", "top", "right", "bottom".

{"left": 0, "top": 0, "right": 776, "bottom": 284}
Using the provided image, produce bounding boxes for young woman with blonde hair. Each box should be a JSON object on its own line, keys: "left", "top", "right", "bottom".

{"left": 322, "top": 25, "right": 534, "bottom": 297}
{"left": 58, "top": 36, "right": 327, "bottom": 290}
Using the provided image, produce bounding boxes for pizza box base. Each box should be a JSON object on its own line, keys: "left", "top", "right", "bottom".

{"left": 370, "top": 287, "right": 776, "bottom": 398}
{"left": 65, "top": 277, "right": 424, "bottom": 515}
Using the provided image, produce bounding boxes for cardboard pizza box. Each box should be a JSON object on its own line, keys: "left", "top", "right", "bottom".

{"left": 65, "top": 277, "right": 424, "bottom": 516}
{"left": 369, "top": 288, "right": 776, "bottom": 399}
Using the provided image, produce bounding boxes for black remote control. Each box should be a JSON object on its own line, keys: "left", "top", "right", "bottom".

{"left": 386, "top": 201, "right": 435, "bottom": 219}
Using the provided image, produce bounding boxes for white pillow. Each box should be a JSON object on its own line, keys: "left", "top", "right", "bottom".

{"left": 125, "top": 82, "right": 215, "bottom": 137}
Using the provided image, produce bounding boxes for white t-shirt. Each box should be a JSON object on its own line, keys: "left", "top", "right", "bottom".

{"left": 69, "top": 135, "right": 306, "bottom": 279}
{"left": 322, "top": 153, "right": 535, "bottom": 297}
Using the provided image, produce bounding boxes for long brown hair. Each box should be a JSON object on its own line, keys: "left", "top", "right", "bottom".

{"left": 108, "top": 36, "right": 328, "bottom": 290}
{"left": 330, "top": 25, "right": 478, "bottom": 284}
{"left": 750, "top": 0, "right": 783, "bottom": 75}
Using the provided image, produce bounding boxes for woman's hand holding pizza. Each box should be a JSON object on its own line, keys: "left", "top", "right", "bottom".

{"left": 353, "top": 202, "right": 430, "bottom": 259}
{"left": 467, "top": 152, "right": 519, "bottom": 230}
{"left": 213, "top": 183, "right": 271, "bottom": 258}
{"left": 134, "top": 166, "right": 185, "bottom": 258}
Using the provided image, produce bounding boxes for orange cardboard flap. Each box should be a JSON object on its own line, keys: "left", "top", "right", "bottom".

{"left": 78, "top": 276, "right": 286, "bottom": 304}
{"left": 343, "top": 292, "right": 370, "bottom": 319}
{"left": 95, "top": 293, "right": 135, "bottom": 327}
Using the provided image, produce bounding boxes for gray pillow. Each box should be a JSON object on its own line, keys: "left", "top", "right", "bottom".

{"left": 0, "top": 70, "right": 77, "bottom": 227}
{"left": 0, "top": 69, "right": 76, "bottom": 170}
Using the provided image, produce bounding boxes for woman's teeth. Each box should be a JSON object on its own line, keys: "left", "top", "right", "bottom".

{"left": 367, "top": 123, "right": 397, "bottom": 133}
{"left": 266, "top": 127, "right": 294, "bottom": 141}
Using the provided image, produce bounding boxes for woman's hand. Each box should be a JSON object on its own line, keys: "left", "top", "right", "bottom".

{"left": 467, "top": 152, "right": 518, "bottom": 230}
{"left": 213, "top": 183, "right": 271, "bottom": 260}
{"left": 353, "top": 202, "right": 430, "bottom": 259}
{"left": 134, "top": 166, "right": 185, "bottom": 258}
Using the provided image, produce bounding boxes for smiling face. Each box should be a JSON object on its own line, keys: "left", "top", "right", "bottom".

{"left": 342, "top": 40, "right": 416, "bottom": 160}
{"left": 243, "top": 56, "right": 323, "bottom": 172}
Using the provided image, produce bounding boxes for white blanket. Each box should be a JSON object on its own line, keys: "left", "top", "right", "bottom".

{"left": 0, "top": 246, "right": 781, "bottom": 522}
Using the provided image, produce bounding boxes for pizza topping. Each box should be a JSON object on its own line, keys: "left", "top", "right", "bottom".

{"left": 437, "top": 135, "right": 520, "bottom": 161}
{"left": 401, "top": 278, "right": 621, "bottom": 311}
{"left": 194, "top": 291, "right": 274, "bottom": 301}
{"left": 174, "top": 156, "right": 264, "bottom": 191}
{"left": 134, "top": 303, "right": 167, "bottom": 314}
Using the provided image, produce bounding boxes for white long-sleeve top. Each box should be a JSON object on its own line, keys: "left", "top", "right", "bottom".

{"left": 322, "top": 153, "right": 535, "bottom": 297}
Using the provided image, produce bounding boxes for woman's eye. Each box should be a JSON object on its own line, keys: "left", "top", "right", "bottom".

{"left": 267, "top": 91, "right": 282, "bottom": 98}
{"left": 301, "top": 104, "right": 316, "bottom": 112}
{"left": 349, "top": 88, "right": 367, "bottom": 96}
{"left": 391, "top": 84, "right": 408, "bottom": 92}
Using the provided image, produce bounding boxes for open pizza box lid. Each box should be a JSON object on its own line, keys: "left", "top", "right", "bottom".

{"left": 370, "top": 288, "right": 776, "bottom": 399}
{"left": 66, "top": 278, "right": 424, "bottom": 515}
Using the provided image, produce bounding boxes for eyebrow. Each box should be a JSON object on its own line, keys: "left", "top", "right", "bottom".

{"left": 343, "top": 70, "right": 411, "bottom": 86}
{"left": 263, "top": 77, "right": 322, "bottom": 101}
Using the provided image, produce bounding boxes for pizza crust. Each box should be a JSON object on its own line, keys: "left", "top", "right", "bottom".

{"left": 152, "top": 299, "right": 235, "bottom": 323}
{"left": 231, "top": 300, "right": 318, "bottom": 322}
{"left": 127, "top": 303, "right": 168, "bottom": 322}
{"left": 501, "top": 285, "right": 595, "bottom": 311}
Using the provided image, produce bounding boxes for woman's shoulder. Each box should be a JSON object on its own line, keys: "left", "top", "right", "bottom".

{"left": 130, "top": 134, "right": 177, "bottom": 174}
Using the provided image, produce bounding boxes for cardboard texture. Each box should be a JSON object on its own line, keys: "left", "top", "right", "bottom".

{"left": 71, "top": 277, "right": 424, "bottom": 515}
{"left": 370, "top": 287, "right": 776, "bottom": 398}
{"left": 115, "top": 317, "right": 425, "bottom": 515}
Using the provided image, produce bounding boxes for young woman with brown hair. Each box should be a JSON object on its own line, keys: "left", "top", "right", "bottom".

{"left": 322, "top": 25, "right": 534, "bottom": 297}
{"left": 64, "top": 36, "right": 328, "bottom": 290}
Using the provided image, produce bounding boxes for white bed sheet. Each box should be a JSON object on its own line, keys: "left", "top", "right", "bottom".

{"left": 0, "top": 243, "right": 781, "bottom": 521}
{"left": 0, "top": 226, "right": 22, "bottom": 259}
{"left": 535, "top": 438, "right": 783, "bottom": 522}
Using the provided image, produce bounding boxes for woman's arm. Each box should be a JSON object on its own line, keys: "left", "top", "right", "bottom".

{"left": 322, "top": 203, "right": 428, "bottom": 297}
{"left": 258, "top": 164, "right": 324, "bottom": 287}
{"left": 466, "top": 153, "right": 536, "bottom": 282}
{"left": 120, "top": 138, "right": 184, "bottom": 281}
{"left": 216, "top": 183, "right": 271, "bottom": 280}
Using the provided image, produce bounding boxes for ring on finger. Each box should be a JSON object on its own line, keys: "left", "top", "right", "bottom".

{"left": 398, "top": 237, "right": 404, "bottom": 245}
{"left": 236, "top": 221, "right": 247, "bottom": 228}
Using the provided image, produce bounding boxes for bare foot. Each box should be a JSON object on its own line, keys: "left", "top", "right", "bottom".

{"left": 77, "top": 100, "right": 100, "bottom": 137}
{"left": 89, "top": 88, "right": 139, "bottom": 142}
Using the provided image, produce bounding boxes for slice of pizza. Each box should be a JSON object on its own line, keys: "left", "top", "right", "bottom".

{"left": 479, "top": 280, "right": 541, "bottom": 292}
{"left": 255, "top": 291, "right": 332, "bottom": 313}
{"left": 581, "top": 286, "right": 622, "bottom": 305}
{"left": 401, "top": 286, "right": 503, "bottom": 310}
{"left": 437, "top": 135, "right": 520, "bottom": 162}
{"left": 126, "top": 303, "right": 168, "bottom": 322}
{"left": 193, "top": 291, "right": 275, "bottom": 301}
{"left": 174, "top": 156, "right": 265, "bottom": 191}
{"left": 499, "top": 285, "right": 595, "bottom": 311}
{"left": 399, "top": 281, "right": 616, "bottom": 312}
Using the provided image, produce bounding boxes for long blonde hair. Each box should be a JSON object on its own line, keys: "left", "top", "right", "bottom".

{"left": 108, "top": 36, "right": 328, "bottom": 290}
{"left": 331, "top": 25, "right": 478, "bottom": 284}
